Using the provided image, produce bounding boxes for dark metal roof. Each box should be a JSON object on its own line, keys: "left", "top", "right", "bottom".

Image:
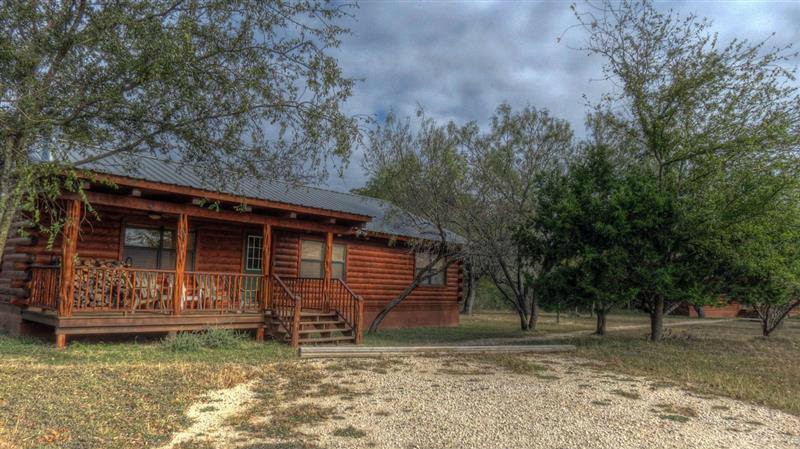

{"left": 78, "top": 155, "right": 438, "bottom": 239}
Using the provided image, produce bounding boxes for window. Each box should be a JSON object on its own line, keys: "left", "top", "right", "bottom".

{"left": 245, "top": 235, "right": 263, "bottom": 272}
{"left": 299, "top": 240, "right": 346, "bottom": 279}
{"left": 123, "top": 226, "right": 195, "bottom": 270}
{"left": 415, "top": 252, "right": 445, "bottom": 286}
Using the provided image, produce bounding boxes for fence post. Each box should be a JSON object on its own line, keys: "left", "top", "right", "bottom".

{"left": 355, "top": 296, "right": 364, "bottom": 344}
{"left": 291, "top": 295, "right": 302, "bottom": 348}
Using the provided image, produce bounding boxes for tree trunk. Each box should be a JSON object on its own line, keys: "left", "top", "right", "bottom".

{"left": 693, "top": 304, "right": 705, "bottom": 319}
{"left": 595, "top": 308, "right": 607, "bottom": 335}
{"left": 461, "top": 264, "right": 476, "bottom": 315}
{"left": 650, "top": 296, "right": 664, "bottom": 342}
{"left": 556, "top": 305, "right": 560, "bottom": 324}
{"left": 527, "top": 297, "right": 539, "bottom": 331}
{"left": 517, "top": 308, "right": 530, "bottom": 330}
{"left": 368, "top": 277, "right": 422, "bottom": 333}
{"left": 762, "top": 318, "right": 772, "bottom": 337}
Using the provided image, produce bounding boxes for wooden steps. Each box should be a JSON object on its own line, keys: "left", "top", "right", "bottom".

{"left": 267, "top": 309, "right": 356, "bottom": 346}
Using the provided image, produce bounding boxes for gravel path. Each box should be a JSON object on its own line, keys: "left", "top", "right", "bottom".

{"left": 301, "top": 355, "right": 800, "bottom": 449}
{"left": 158, "top": 380, "right": 258, "bottom": 449}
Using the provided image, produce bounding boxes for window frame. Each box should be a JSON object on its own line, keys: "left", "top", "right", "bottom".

{"left": 414, "top": 252, "right": 446, "bottom": 287}
{"left": 244, "top": 234, "right": 264, "bottom": 273}
{"left": 299, "top": 239, "right": 346, "bottom": 280}
{"left": 122, "top": 224, "right": 195, "bottom": 271}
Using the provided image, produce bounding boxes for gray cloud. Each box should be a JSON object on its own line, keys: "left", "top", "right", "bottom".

{"left": 322, "top": 1, "right": 800, "bottom": 192}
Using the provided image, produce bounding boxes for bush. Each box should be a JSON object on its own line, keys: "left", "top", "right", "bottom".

{"left": 161, "top": 328, "right": 246, "bottom": 352}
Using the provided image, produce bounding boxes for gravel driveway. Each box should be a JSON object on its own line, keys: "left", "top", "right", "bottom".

{"left": 300, "top": 355, "right": 800, "bottom": 449}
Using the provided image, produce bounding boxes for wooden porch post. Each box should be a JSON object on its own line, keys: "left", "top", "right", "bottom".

{"left": 323, "top": 231, "right": 333, "bottom": 312}
{"left": 58, "top": 199, "right": 81, "bottom": 318}
{"left": 261, "top": 223, "right": 272, "bottom": 313}
{"left": 173, "top": 214, "right": 188, "bottom": 315}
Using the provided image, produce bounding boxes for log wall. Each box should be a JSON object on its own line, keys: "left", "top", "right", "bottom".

{"left": 1, "top": 208, "right": 462, "bottom": 332}
{"left": 272, "top": 231, "right": 461, "bottom": 328}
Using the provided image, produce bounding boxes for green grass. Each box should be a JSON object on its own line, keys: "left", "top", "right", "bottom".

{"left": 0, "top": 332, "right": 294, "bottom": 449}
{"left": 363, "top": 312, "right": 596, "bottom": 346}
{"left": 362, "top": 311, "right": 692, "bottom": 346}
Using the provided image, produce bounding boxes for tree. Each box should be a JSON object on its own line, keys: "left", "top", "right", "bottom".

{"left": 719, "top": 200, "right": 800, "bottom": 336}
{"left": 523, "top": 145, "right": 638, "bottom": 335}
{"left": 462, "top": 104, "right": 574, "bottom": 331}
{"left": 573, "top": 0, "right": 800, "bottom": 340}
{"left": 361, "top": 111, "right": 471, "bottom": 332}
{"left": 0, "top": 0, "right": 360, "bottom": 258}
{"left": 359, "top": 105, "right": 574, "bottom": 331}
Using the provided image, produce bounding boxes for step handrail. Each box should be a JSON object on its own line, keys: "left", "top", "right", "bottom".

{"left": 329, "top": 279, "right": 365, "bottom": 345}
{"left": 270, "top": 274, "right": 302, "bottom": 348}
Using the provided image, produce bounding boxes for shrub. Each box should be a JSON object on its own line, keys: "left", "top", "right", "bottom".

{"left": 162, "top": 328, "right": 246, "bottom": 352}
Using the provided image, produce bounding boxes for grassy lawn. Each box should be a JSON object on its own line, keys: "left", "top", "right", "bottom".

{"left": 563, "top": 317, "right": 800, "bottom": 416}
{"left": 0, "top": 332, "right": 294, "bottom": 449}
{"left": 363, "top": 310, "right": 687, "bottom": 346}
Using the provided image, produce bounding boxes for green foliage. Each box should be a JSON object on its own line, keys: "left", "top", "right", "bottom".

{"left": 0, "top": 0, "right": 359, "bottom": 255}
{"left": 161, "top": 328, "right": 247, "bottom": 352}
{"left": 569, "top": 0, "right": 800, "bottom": 339}
{"left": 473, "top": 278, "right": 513, "bottom": 311}
{"left": 715, "top": 203, "right": 800, "bottom": 335}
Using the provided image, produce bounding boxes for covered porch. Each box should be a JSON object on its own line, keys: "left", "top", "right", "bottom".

{"left": 22, "top": 195, "right": 366, "bottom": 348}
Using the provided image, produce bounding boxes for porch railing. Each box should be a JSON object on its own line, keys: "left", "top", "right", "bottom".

{"left": 27, "top": 266, "right": 364, "bottom": 345}
{"left": 270, "top": 273, "right": 302, "bottom": 347}
{"left": 330, "top": 278, "right": 365, "bottom": 344}
{"left": 183, "top": 271, "right": 264, "bottom": 312}
{"left": 27, "top": 266, "right": 266, "bottom": 314}
{"left": 75, "top": 267, "right": 176, "bottom": 313}
{"left": 278, "top": 276, "right": 364, "bottom": 345}
{"left": 281, "top": 278, "right": 325, "bottom": 310}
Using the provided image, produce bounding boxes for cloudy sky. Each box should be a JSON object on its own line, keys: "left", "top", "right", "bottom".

{"left": 321, "top": 0, "right": 800, "bottom": 192}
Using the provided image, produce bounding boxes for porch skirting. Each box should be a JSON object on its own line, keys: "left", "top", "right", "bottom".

{"left": 21, "top": 309, "right": 267, "bottom": 337}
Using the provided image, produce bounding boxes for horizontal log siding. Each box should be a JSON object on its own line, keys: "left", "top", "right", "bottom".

{"left": 272, "top": 231, "right": 461, "bottom": 328}
{"left": 272, "top": 233, "right": 300, "bottom": 278}
{"left": 194, "top": 223, "right": 247, "bottom": 273}
{"left": 0, "top": 217, "right": 37, "bottom": 304}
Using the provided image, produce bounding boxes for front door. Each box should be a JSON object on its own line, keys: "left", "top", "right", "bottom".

{"left": 243, "top": 234, "right": 264, "bottom": 306}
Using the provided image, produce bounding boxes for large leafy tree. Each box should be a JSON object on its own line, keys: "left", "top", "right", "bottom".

{"left": 462, "top": 104, "right": 574, "bottom": 331}
{"left": 0, "top": 0, "right": 359, "bottom": 257}
{"left": 719, "top": 200, "right": 800, "bottom": 336}
{"left": 359, "top": 105, "right": 574, "bottom": 331}
{"left": 524, "top": 145, "right": 638, "bottom": 335}
{"left": 574, "top": 0, "right": 800, "bottom": 340}
{"left": 360, "top": 111, "right": 472, "bottom": 332}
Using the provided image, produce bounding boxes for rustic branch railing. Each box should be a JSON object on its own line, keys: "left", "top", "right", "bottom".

{"left": 270, "top": 274, "right": 301, "bottom": 347}
{"left": 182, "top": 271, "right": 264, "bottom": 313}
{"left": 74, "top": 267, "right": 176, "bottom": 313}
{"left": 27, "top": 265, "right": 363, "bottom": 345}
{"left": 330, "top": 279, "right": 365, "bottom": 344}
{"left": 28, "top": 266, "right": 61, "bottom": 311}
{"left": 28, "top": 266, "right": 267, "bottom": 314}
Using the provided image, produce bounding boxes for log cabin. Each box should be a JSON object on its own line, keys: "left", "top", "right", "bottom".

{"left": 0, "top": 156, "right": 462, "bottom": 348}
